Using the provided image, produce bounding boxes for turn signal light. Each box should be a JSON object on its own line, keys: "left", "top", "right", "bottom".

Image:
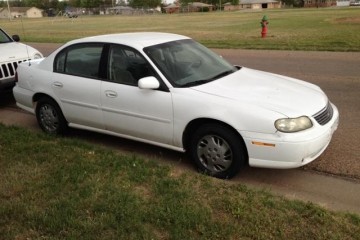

{"left": 252, "top": 141, "right": 275, "bottom": 147}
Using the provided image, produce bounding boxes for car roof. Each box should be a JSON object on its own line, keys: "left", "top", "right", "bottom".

{"left": 66, "top": 32, "right": 190, "bottom": 49}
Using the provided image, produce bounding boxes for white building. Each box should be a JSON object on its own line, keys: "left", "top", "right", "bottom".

{"left": 0, "top": 7, "right": 43, "bottom": 19}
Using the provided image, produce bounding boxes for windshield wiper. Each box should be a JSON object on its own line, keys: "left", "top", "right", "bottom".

{"left": 180, "top": 69, "right": 235, "bottom": 88}
{"left": 209, "top": 70, "right": 235, "bottom": 81}
{"left": 181, "top": 79, "right": 213, "bottom": 87}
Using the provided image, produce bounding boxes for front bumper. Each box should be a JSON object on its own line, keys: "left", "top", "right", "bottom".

{"left": 241, "top": 103, "right": 339, "bottom": 169}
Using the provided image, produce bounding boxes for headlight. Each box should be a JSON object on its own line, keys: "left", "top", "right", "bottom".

{"left": 275, "top": 116, "right": 313, "bottom": 133}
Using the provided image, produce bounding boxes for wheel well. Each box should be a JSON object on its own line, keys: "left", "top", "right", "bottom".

{"left": 32, "top": 93, "right": 66, "bottom": 121}
{"left": 33, "top": 93, "right": 55, "bottom": 104}
{"left": 182, "top": 118, "right": 249, "bottom": 164}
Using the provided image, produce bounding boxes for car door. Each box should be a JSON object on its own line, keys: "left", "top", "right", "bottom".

{"left": 51, "top": 43, "right": 104, "bottom": 129}
{"left": 101, "top": 45, "right": 174, "bottom": 145}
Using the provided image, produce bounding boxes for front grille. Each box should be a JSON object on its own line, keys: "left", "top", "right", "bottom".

{"left": 0, "top": 59, "right": 28, "bottom": 80}
{"left": 313, "top": 102, "right": 333, "bottom": 125}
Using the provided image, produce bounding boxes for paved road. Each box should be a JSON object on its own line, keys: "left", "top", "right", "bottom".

{"left": 1, "top": 44, "right": 360, "bottom": 214}
{"left": 219, "top": 49, "right": 360, "bottom": 180}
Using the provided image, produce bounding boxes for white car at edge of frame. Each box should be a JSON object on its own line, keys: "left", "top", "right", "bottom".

{"left": 0, "top": 28, "right": 43, "bottom": 90}
{"left": 13, "top": 32, "right": 339, "bottom": 179}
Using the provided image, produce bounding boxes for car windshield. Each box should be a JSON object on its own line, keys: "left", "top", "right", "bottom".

{"left": 0, "top": 29, "right": 12, "bottom": 44}
{"left": 144, "top": 39, "right": 238, "bottom": 87}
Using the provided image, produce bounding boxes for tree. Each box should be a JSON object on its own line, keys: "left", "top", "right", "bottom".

{"left": 128, "top": 0, "right": 162, "bottom": 8}
{"left": 24, "top": 0, "right": 50, "bottom": 9}
{"left": 68, "top": 0, "right": 82, "bottom": 7}
{"left": 282, "top": 0, "right": 304, "bottom": 7}
{"left": 9, "top": 0, "right": 25, "bottom": 7}
{"left": 80, "top": 0, "right": 102, "bottom": 8}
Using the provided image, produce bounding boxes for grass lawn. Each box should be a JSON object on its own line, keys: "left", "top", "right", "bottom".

{"left": 1, "top": 7, "right": 360, "bottom": 239}
{"left": 1, "top": 124, "right": 359, "bottom": 239}
{"left": 1, "top": 7, "right": 359, "bottom": 51}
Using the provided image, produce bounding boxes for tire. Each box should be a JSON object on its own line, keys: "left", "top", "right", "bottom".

{"left": 35, "top": 97, "right": 67, "bottom": 134}
{"left": 189, "top": 123, "right": 247, "bottom": 179}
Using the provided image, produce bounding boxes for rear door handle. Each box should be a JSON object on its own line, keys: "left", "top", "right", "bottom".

{"left": 105, "top": 90, "right": 117, "bottom": 98}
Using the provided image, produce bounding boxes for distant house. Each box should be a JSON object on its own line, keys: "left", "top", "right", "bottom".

{"left": 0, "top": 7, "right": 43, "bottom": 18}
{"left": 164, "top": 2, "right": 214, "bottom": 13}
{"left": 304, "top": 0, "right": 336, "bottom": 7}
{"left": 337, "top": 0, "right": 350, "bottom": 6}
{"left": 163, "top": 4, "right": 180, "bottom": 14}
{"left": 188, "top": 2, "right": 214, "bottom": 12}
{"left": 107, "top": 6, "right": 134, "bottom": 15}
{"left": 224, "top": 0, "right": 281, "bottom": 10}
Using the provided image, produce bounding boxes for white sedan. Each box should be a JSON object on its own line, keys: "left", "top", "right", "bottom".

{"left": 13, "top": 32, "right": 339, "bottom": 178}
{"left": 0, "top": 28, "right": 43, "bottom": 90}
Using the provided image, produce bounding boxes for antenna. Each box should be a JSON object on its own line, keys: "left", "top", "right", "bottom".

{"left": 19, "top": 16, "right": 31, "bottom": 66}
{"left": 6, "top": 0, "right": 11, "bottom": 21}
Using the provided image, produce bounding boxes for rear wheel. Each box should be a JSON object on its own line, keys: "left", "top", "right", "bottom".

{"left": 189, "top": 123, "right": 247, "bottom": 179}
{"left": 36, "top": 97, "right": 67, "bottom": 134}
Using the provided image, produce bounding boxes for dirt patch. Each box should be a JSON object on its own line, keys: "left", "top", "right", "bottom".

{"left": 334, "top": 17, "right": 360, "bottom": 24}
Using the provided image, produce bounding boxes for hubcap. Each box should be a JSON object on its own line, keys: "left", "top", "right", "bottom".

{"left": 197, "top": 135, "right": 233, "bottom": 173}
{"left": 39, "top": 104, "right": 59, "bottom": 132}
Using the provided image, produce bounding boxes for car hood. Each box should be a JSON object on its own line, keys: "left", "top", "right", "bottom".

{"left": 192, "top": 67, "right": 328, "bottom": 117}
{"left": 0, "top": 42, "right": 40, "bottom": 62}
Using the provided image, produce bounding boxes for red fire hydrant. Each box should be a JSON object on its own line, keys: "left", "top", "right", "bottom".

{"left": 260, "top": 15, "right": 269, "bottom": 38}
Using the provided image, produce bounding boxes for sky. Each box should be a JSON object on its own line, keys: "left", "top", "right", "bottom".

{"left": 163, "top": 0, "right": 175, "bottom": 4}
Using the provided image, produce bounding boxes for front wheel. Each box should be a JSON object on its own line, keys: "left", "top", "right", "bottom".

{"left": 189, "top": 124, "right": 247, "bottom": 179}
{"left": 35, "top": 97, "right": 67, "bottom": 134}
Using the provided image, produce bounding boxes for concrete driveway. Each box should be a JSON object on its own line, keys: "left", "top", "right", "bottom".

{"left": 1, "top": 44, "right": 359, "bottom": 214}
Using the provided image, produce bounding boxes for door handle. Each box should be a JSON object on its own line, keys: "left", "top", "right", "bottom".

{"left": 105, "top": 90, "right": 117, "bottom": 98}
{"left": 52, "top": 82, "right": 63, "bottom": 88}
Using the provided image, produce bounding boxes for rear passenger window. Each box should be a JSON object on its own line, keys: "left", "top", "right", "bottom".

{"left": 54, "top": 44, "right": 103, "bottom": 79}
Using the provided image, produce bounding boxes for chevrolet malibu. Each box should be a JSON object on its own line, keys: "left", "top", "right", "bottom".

{"left": 13, "top": 32, "right": 339, "bottom": 178}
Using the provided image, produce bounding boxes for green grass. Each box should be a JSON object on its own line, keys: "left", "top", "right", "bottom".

{"left": 1, "top": 124, "right": 359, "bottom": 239}
{"left": 1, "top": 7, "right": 360, "bottom": 51}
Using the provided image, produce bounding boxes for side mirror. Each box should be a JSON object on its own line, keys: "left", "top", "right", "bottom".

{"left": 138, "top": 76, "right": 160, "bottom": 89}
{"left": 12, "top": 35, "right": 20, "bottom": 42}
